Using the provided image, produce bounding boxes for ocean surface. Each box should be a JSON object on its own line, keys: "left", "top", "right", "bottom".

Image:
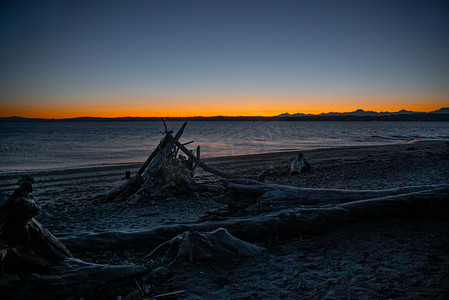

{"left": 1, "top": 121, "right": 448, "bottom": 173}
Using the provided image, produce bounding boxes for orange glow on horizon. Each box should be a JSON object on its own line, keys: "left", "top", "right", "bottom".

{"left": 1, "top": 95, "right": 447, "bottom": 119}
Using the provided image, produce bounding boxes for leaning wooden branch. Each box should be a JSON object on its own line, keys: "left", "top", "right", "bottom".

{"left": 175, "top": 140, "right": 268, "bottom": 181}
{"left": 141, "top": 122, "right": 187, "bottom": 180}
{"left": 105, "top": 123, "right": 189, "bottom": 202}
{"left": 61, "top": 186, "right": 449, "bottom": 253}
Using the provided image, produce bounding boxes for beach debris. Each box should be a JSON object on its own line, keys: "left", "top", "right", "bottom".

{"left": 11, "top": 258, "right": 146, "bottom": 299}
{"left": 61, "top": 185, "right": 449, "bottom": 253}
{"left": 104, "top": 121, "right": 267, "bottom": 203}
{"left": 146, "top": 228, "right": 265, "bottom": 263}
{"left": 0, "top": 175, "right": 72, "bottom": 273}
{"left": 1, "top": 177, "right": 148, "bottom": 300}
{"left": 220, "top": 179, "right": 449, "bottom": 212}
{"left": 289, "top": 152, "right": 311, "bottom": 175}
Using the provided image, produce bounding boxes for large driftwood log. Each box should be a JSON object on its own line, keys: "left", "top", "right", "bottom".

{"left": 137, "top": 130, "right": 172, "bottom": 176}
{"left": 1, "top": 177, "right": 148, "bottom": 299}
{"left": 61, "top": 186, "right": 449, "bottom": 253}
{"left": 220, "top": 180, "right": 449, "bottom": 210}
{"left": 5, "top": 258, "right": 146, "bottom": 300}
{"left": 0, "top": 175, "right": 72, "bottom": 273}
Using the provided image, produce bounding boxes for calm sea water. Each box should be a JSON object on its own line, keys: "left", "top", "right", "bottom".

{"left": 1, "top": 121, "right": 448, "bottom": 173}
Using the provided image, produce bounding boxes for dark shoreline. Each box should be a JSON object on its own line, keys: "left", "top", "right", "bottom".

{"left": 0, "top": 140, "right": 446, "bottom": 179}
{"left": 1, "top": 113, "right": 449, "bottom": 122}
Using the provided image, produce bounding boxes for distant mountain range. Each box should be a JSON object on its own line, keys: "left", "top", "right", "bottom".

{"left": 276, "top": 107, "right": 449, "bottom": 117}
{"left": 1, "top": 107, "right": 448, "bottom": 122}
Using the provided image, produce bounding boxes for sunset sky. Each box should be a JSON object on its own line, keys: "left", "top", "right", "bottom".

{"left": 1, "top": 0, "right": 448, "bottom": 118}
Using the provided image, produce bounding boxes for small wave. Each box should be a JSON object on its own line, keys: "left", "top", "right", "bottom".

{"left": 371, "top": 135, "right": 392, "bottom": 140}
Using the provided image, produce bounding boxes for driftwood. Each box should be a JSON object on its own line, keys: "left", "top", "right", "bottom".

{"left": 0, "top": 177, "right": 147, "bottom": 299}
{"left": 105, "top": 123, "right": 189, "bottom": 202}
{"left": 289, "top": 152, "right": 310, "bottom": 175}
{"left": 220, "top": 180, "right": 449, "bottom": 210}
{"left": 146, "top": 228, "right": 264, "bottom": 263}
{"left": 61, "top": 186, "right": 449, "bottom": 253}
{"left": 174, "top": 140, "right": 269, "bottom": 181}
{"left": 5, "top": 258, "right": 146, "bottom": 300}
{"left": 0, "top": 175, "right": 72, "bottom": 273}
{"left": 104, "top": 122, "right": 267, "bottom": 203}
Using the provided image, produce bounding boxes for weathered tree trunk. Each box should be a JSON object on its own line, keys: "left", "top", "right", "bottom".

{"left": 289, "top": 152, "right": 310, "bottom": 175}
{"left": 104, "top": 174, "right": 144, "bottom": 202}
{"left": 5, "top": 258, "right": 146, "bottom": 300}
{"left": 220, "top": 180, "right": 449, "bottom": 210}
{"left": 61, "top": 186, "right": 449, "bottom": 253}
{"left": 1, "top": 177, "right": 148, "bottom": 300}
{"left": 136, "top": 132, "right": 172, "bottom": 176}
{"left": 0, "top": 175, "right": 72, "bottom": 273}
{"left": 141, "top": 122, "right": 187, "bottom": 181}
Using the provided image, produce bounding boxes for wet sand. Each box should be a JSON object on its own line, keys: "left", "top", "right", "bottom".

{"left": 1, "top": 140, "right": 449, "bottom": 299}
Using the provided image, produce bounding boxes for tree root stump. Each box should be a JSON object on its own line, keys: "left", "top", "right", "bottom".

{"left": 0, "top": 175, "right": 72, "bottom": 274}
{"left": 147, "top": 228, "right": 265, "bottom": 263}
{"left": 1, "top": 176, "right": 148, "bottom": 299}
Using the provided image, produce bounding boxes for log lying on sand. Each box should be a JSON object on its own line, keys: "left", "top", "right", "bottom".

{"left": 220, "top": 180, "right": 449, "bottom": 210}
{"left": 7, "top": 258, "right": 146, "bottom": 300}
{"left": 61, "top": 186, "right": 449, "bottom": 253}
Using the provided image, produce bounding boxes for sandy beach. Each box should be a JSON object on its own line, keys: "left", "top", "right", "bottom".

{"left": 1, "top": 140, "right": 449, "bottom": 299}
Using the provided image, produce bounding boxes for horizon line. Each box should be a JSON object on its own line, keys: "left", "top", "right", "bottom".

{"left": 2, "top": 107, "right": 448, "bottom": 120}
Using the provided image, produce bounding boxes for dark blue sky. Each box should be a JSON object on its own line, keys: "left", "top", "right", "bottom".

{"left": 1, "top": 0, "right": 448, "bottom": 117}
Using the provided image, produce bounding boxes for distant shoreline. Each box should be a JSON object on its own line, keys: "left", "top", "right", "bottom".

{"left": 1, "top": 113, "right": 449, "bottom": 122}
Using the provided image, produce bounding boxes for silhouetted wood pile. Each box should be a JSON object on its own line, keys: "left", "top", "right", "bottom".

{"left": 104, "top": 121, "right": 267, "bottom": 202}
